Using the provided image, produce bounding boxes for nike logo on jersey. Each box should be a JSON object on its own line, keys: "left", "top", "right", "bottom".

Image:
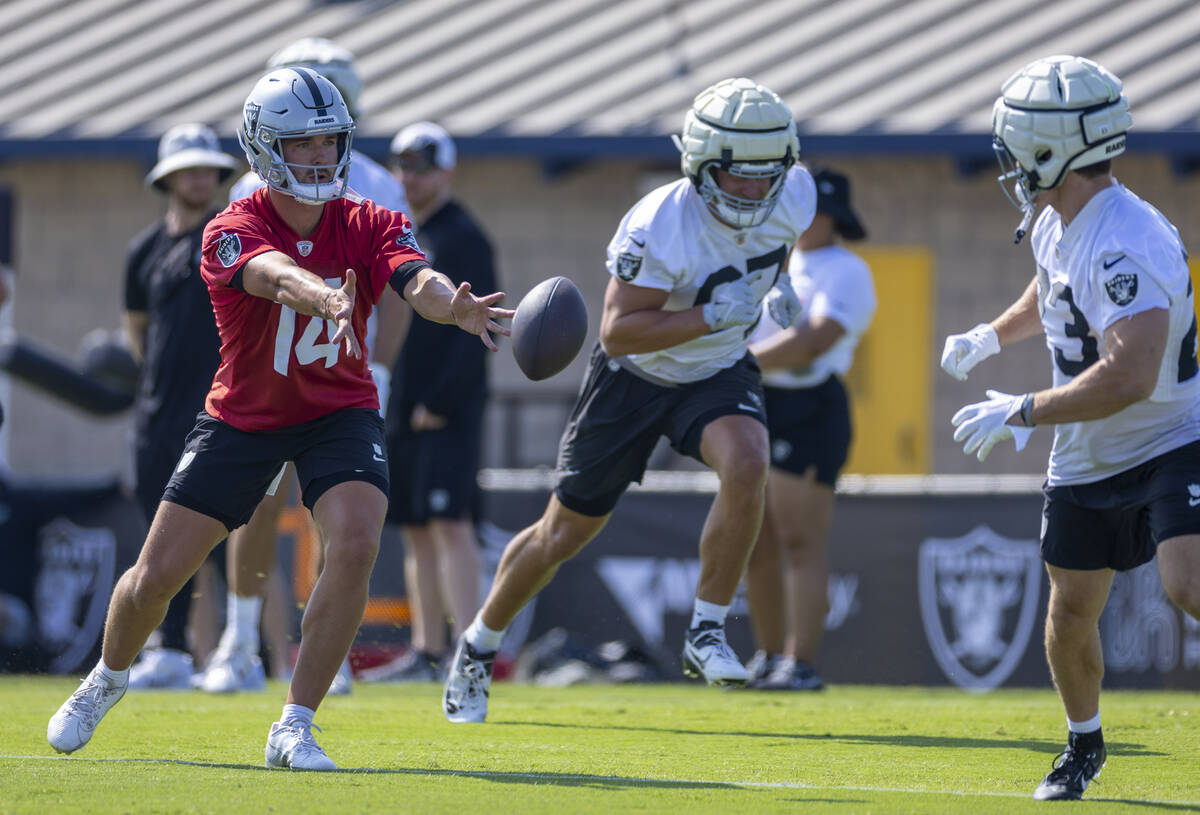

{"left": 629, "top": 237, "right": 645, "bottom": 248}
{"left": 1102, "top": 254, "right": 1126, "bottom": 269}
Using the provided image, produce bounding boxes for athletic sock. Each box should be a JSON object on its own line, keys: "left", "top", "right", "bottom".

{"left": 464, "top": 616, "right": 504, "bottom": 653}
{"left": 97, "top": 659, "right": 130, "bottom": 687}
{"left": 228, "top": 594, "right": 262, "bottom": 653}
{"left": 280, "top": 703, "right": 315, "bottom": 727}
{"left": 690, "top": 598, "right": 730, "bottom": 630}
{"left": 1068, "top": 713, "right": 1103, "bottom": 745}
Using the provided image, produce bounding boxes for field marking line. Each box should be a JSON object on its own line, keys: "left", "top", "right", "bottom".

{"left": 2, "top": 754, "right": 1197, "bottom": 807}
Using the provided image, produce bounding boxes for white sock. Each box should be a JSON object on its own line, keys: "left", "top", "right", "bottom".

{"left": 281, "top": 703, "right": 315, "bottom": 726}
{"left": 464, "top": 615, "right": 504, "bottom": 653}
{"left": 690, "top": 599, "right": 730, "bottom": 629}
{"left": 228, "top": 594, "right": 262, "bottom": 652}
{"left": 1068, "top": 713, "right": 1102, "bottom": 735}
{"left": 97, "top": 659, "right": 129, "bottom": 686}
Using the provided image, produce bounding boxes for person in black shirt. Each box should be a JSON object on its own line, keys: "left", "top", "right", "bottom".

{"left": 363, "top": 122, "right": 495, "bottom": 681}
{"left": 122, "top": 123, "right": 237, "bottom": 688}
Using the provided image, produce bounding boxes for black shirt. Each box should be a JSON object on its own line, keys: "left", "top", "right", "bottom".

{"left": 388, "top": 199, "right": 496, "bottom": 428}
{"left": 123, "top": 214, "right": 222, "bottom": 450}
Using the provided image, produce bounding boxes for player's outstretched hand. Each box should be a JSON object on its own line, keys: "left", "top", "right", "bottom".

{"left": 327, "top": 269, "right": 362, "bottom": 359}
{"left": 951, "top": 388, "right": 1033, "bottom": 461}
{"left": 451, "top": 281, "right": 515, "bottom": 351}
{"left": 941, "top": 323, "right": 1000, "bottom": 381}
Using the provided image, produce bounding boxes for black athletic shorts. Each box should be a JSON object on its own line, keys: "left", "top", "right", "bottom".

{"left": 554, "top": 344, "right": 766, "bottom": 517}
{"left": 764, "top": 376, "right": 851, "bottom": 486}
{"left": 1041, "top": 438, "right": 1200, "bottom": 571}
{"left": 162, "top": 408, "right": 389, "bottom": 531}
{"left": 386, "top": 404, "right": 483, "bottom": 525}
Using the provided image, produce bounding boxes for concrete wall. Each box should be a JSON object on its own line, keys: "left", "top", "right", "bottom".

{"left": 2, "top": 153, "right": 1197, "bottom": 483}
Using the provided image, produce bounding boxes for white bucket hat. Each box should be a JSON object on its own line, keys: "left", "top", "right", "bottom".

{"left": 145, "top": 123, "right": 239, "bottom": 191}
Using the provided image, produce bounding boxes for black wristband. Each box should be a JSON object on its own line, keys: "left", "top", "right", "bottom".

{"left": 1019, "top": 392, "right": 1035, "bottom": 427}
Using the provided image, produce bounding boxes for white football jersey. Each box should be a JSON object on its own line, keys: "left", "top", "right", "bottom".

{"left": 606, "top": 165, "right": 817, "bottom": 383}
{"left": 229, "top": 149, "right": 410, "bottom": 215}
{"left": 751, "top": 245, "right": 875, "bottom": 388}
{"left": 1029, "top": 183, "right": 1200, "bottom": 486}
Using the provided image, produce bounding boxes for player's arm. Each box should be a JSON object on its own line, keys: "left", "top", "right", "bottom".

{"left": 1022, "top": 307, "right": 1167, "bottom": 426}
{"left": 400, "top": 267, "right": 512, "bottom": 352}
{"left": 240, "top": 250, "right": 362, "bottom": 359}
{"left": 992, "top": 277, "right": 1043, "bottom": 346}
{"left": 942, "top": 276, "right": 1042, "bottom": 380}
{"left": 750, "top": 316, "right": 845, "bottom": 370}
{"left": 599, "top": 277, "right": 712, "bottom": 357}
{"left": 122, "top": 311, "right": 149, "bottom": 364}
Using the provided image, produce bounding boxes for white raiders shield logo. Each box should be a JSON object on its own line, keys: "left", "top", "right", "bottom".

{"left": 1104, "top": 272, "right": 1138, "bottom": 306}
{"left": 215, "top": 231, "right": 242, "bottom": 268}
{"left": 34, "top": 517, "right": 117, "bottom": 674}
{"left": 918, "top": 525, "right": 1041, "bottom": 690}
{"left": 616, "top": 252, "right": 643, "bottom": 282}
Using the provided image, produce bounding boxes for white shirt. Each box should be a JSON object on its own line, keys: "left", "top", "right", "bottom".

{"left": 229, "top": 149, "right": 409, "bottom": 215}
{"left": 606, "top": 166, "right": 817, "bottom": 383}
{"left": 752, "top": 244, "right": 875, "bottom": 388}
{"left": 1029, "top": 183, "right": 1200, "bottom": 486}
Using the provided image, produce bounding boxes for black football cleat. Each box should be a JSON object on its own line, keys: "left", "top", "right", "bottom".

{"left": 1033, "top": 732, "right": 1106, "bottom": 801}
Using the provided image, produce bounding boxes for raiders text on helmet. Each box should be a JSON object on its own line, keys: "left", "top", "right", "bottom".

{"left": 992, "top": 55, "right": 1132, "bottom": 242}
{"left": 673, "top": 77, "right": 799, "bottom": 229}
{"left": 268, "top": 37, "right": 363, "bottom": 118}
{"left": 237, "top": 67, "right": 355, "bottom": 205}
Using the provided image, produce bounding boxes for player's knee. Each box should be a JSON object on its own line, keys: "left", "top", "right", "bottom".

{"left": 1162, "top": 571, "right": 1200, "bottom": 619}
{"left": 718, "top": 451, "right": 768, "bottom": 497}
{"left": 329, "top": 531, "right": 381, "bottom": 577}
{"left": 125, "top": 562, "right": 183, "bottom": 610}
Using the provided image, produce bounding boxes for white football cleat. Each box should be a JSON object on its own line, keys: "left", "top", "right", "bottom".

{"left": 128, "top": 648, "right": 194, "bottom": 690}
{"left": 197, "top": 647, "right": 266, "bottom": 693}
{"left": 265, "top": 720, "right": 337, "bottom": 771}
{"left": 47, "top": 666, "right": 127, "bottom": 753}
{"left": 681, "top": 622, "right": 749, "bottom": 687}
{"left": 442, "top": 638, "right": 494, "bottom": 723}
{"left": 327, "top": 656, "right": 353, "bottom": 696}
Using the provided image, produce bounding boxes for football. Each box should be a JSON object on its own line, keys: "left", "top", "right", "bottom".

{"left": 510, "top": 276, "right": 588, "bottom": 381}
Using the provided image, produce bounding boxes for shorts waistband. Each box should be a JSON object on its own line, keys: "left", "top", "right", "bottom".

{"left": 613, "top": 355, "right": 680, "bottom": 388}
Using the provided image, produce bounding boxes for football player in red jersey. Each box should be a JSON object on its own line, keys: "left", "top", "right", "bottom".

{"left": 48, "top": 67, "right": 512, "bottom": 770}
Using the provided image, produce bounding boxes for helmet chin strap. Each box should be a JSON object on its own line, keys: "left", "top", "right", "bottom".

{"left": 1013, "top": 205, "right": 1034, "bottom": 244}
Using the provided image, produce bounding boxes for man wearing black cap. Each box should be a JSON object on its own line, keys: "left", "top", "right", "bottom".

{"left": 361, "top": 121, "right": 496, "bottom": 682}
{"left": 122, "top": 123, "right": 239, "bottom": 689}
{"left": 745, "top": 167, "right": 876, "bottom": 690}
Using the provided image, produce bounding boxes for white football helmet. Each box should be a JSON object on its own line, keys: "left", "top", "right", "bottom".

{"left": 238, "top": 67, "right": 355, "bottom": 205}
{"left": 992, "top": 55, "right": 1131, "bottom": 242}
{"left": 673, "top": 77, "right": 799, "bottom": 229}
{"left": 268, "top": 37, "right": 363, "bottom": 117}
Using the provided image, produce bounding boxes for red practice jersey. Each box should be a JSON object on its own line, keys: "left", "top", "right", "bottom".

{"left": 200, "top": 188, "right": 426, "bottom": 431}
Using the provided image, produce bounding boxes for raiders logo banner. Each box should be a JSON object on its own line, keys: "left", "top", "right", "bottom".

{"left": 616, "top": 252, "right": 643, "bottom": 282}
{"left": 1104, "top": 272, "right": 1138, "bottom": 306}
{"left": 216, "top": 231, "right": 242, "bottom": 269}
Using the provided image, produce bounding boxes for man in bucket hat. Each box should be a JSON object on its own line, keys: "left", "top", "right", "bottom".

{"left": 122, "top": 123, "right": 239, "bottom": 689}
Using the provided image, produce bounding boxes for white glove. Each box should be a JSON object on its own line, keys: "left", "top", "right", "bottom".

{"left": 941, "top": 323, "right": 1000, "bottom": 381}
{"left": 702, "top": 277, "right": 759, "bottom": 331}
{"left": 369, "top": 361, "right": 391, "bottom": 419}
{"left": 765, "top": 282, "right": 803, "bottom": 328}
{"left": 951, "top": 389, "right": 1034, "bottom": 462}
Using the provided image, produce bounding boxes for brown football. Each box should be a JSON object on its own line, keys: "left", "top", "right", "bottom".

{"left": 510, "top": 276, "right": 587, "bottom": 381}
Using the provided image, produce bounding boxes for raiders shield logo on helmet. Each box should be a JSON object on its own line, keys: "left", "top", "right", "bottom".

{"left": 215, "top": 231, "right": 242, "bottom": 268}
{"left": 244, "top": 102, "right": 261, "bottom": 140}
{"left": 918, "top": 525, "right": 1041, "bottom": 690}
{"left": 1104, "top": 272, "right": 1138, "bottom": 306}
{"left": 616, "top": 252, "right": 643, "bottom": 282}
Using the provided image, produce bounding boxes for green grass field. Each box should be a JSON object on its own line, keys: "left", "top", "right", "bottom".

{"left": 1, "top": 676, "right": 1196, "bottom": 814}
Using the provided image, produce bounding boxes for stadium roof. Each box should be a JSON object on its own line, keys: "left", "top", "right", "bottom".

{"left": 2, "top": 0, "right": 1199, "bottom": 164}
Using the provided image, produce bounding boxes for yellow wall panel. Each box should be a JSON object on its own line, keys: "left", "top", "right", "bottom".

{"left": 842, "top": 247, "right": 934, "bottom": 474}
